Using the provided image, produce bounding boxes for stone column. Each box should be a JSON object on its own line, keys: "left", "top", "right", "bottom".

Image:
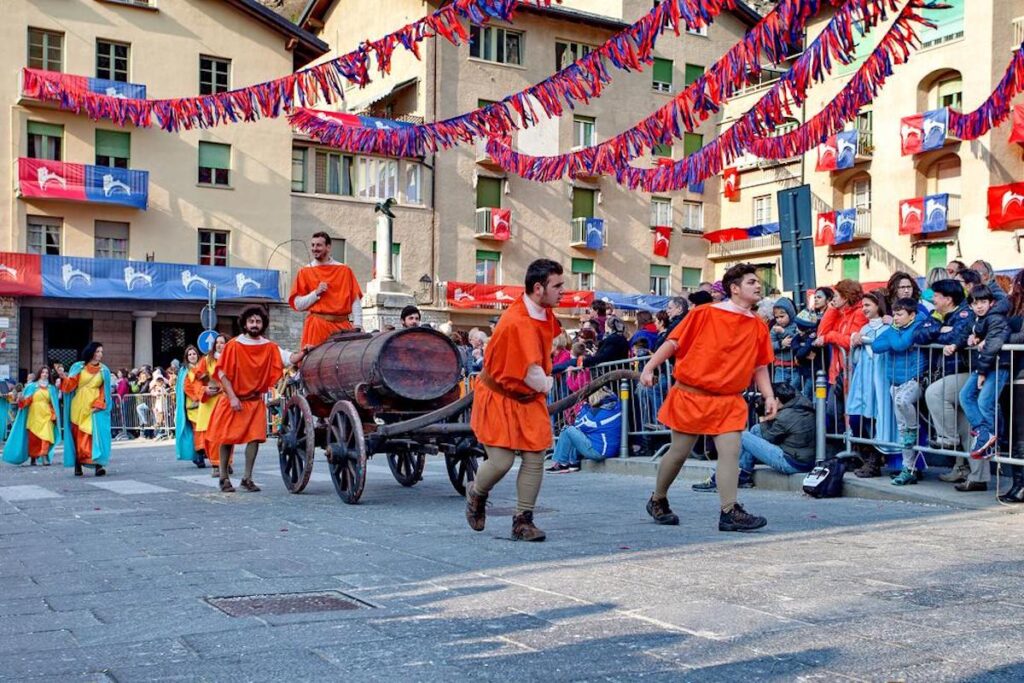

{"left": 132, "top": 311, "right": 157, "bottom": 368}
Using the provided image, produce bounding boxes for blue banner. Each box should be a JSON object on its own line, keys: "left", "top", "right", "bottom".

{"left": 585, "top": 218, "right": 605, "bottom": 250}
{"left": 834, "top": 208, "right": 857, "bottom": 244}
{"left": 922, "top": 108, "right": 948, "bottom": 151}
{"left": 88, "top": 77, "right": 147, "bottom": 99}
{"left": 41, "top": 256, "right": 279, "bottom": 300}
{"left": 84, "top": 165, "right": 148, "bottom": 209}
{"left": 595, "top": 291, "right": 670, "bottom": 313}
{"left": 923, "top": 193, "right": 949, "bottom": 233}
{"left": 747, "top": 222, "right": 779, "bottom": 237}
{"left": 835, "top": 130, "right": 858, "bottom": 170}
{"left": 688, "top": 181, "right": 705, "bottom": 194}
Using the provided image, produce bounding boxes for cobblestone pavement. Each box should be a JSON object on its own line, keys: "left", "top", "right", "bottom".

{"left": 2, "top": 443, "right": 1023, "bottom": 682}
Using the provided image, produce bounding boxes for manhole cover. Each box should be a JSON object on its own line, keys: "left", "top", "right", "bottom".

{"left": 205, "top": 591, "right": 374, "bottom": 617}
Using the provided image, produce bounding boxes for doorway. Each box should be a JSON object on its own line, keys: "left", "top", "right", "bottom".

{"left": 44, "top": 318, "right": 92, "bottom": 370}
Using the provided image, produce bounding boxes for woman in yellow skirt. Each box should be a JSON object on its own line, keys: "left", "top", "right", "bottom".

{"left": 2, "top": 367, "right": 61, "bottom": 466}
{"left": 194, "top": 334, "right": 229, "bottom": 476}
{"left": 57, "top": 342, "right": 113, "bottom": 477}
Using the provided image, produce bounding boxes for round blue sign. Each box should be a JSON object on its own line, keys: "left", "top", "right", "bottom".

{"left": 197, "top": 329, "right": 219, "bottom": 354}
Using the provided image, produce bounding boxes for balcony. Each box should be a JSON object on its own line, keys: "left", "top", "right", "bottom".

{"left": 16, "top": 158, "right": 148, "bottom": 210}
{"left": 20, "top": 67, "right": 148, "bottom": 108}
{"left": 570, "top": 216, "right": 605, "bottom": 249}
{"left": 901, "top": 108, "right": 960, "bottom": 156}
{"left": 853, "top": 208, "right": 872, "bottom": 239}
{"left": 474, "top": 207, "right": 511, "bottom": 240}
{"left": 475, "top": 137, "right": 509, "bottom": 171}
{"left": 708, "top": 233, "right": 781, "bottom": 259}
{"left": 899, "top": 193, "right": 961, "bottom": 235}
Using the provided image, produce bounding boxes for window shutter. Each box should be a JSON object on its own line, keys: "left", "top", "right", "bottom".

{"left": 572, "top": 188, "right": 595, "bottom": 218}
{"left": 28, "top": 121, "right": 63, "bottom": 138}
{"left": 571, "top": 258, "right": 594, "bottom": 274}
{"left": 925, "top": 244, "right": 948, "bottom": 273}
{"left": 684, "top": 64, "right": 704, "bottom": 85}
{"left": 683, "top": 133, "right": 703, "bottom": 156}
{"left": 476, "top": 177, "right": 502, "bottom": 208}
{"left": 95, "top": 130, "right": 130, "bottom": 160}
{"left": 681, "top": 267, "right": 702, "bottom": 288}
{"left": 198, "top": 142, "right": 230, "bottom": 169}
{"left": 842, "top": 256, "right": 860, "bottom": 281}
{"left": 652, "top": 58, "right": 673, "bottom": 84}
{"left": 476, "top": 249, "right": 500, "bottom": 262}
{"left": 650, "top": 265, "right": 671, "bottom": 278}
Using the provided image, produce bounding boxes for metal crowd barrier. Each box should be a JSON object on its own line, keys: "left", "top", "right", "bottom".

{"left": 111, "top": 392, "right": 175, "bottom": 441}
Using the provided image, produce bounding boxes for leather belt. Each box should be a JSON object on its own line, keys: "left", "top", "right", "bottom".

{"left": 236, "top": 391, "right": 264, "bottom": 402}
{"left": 673, "top": 381, "right": 721, "bottom": 397}
{"left": 479, "top": 369, "right": 541, "bottom": 404}
{"left": 312, "top": 312, "right": 351, "bottom": 323}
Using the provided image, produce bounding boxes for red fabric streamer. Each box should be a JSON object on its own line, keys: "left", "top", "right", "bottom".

{"left": 653, "top": 226, "right": 672, "bottom": 257}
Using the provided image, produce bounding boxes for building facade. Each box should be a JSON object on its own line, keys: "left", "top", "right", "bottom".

{"left": 1, "top": 0, "right": 327, "bottom": 379}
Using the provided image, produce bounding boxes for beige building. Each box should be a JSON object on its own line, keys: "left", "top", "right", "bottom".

{"left": 293, "top": 0, "right": 760, "bottom": 327}
{"left": 1, "top": 0, "right": 327, "bottom": 377}
{"left": 714, "top": 0, "right": 1024, "bottom": 293}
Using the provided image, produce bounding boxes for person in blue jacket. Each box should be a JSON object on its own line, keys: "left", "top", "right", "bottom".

{"left": 871, "top": 298, "right": 926, "bottom": 486}
{"left": 546, "top": 387, "right": 621, "bottom": 473}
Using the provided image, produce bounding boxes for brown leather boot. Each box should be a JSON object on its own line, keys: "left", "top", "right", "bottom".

{"left": 854, "top": 452, "right": 883, "bottom": 478}
{"left": 511, "top": 511, "right": 546, "bottom": 542}
{"left": 219, "top": 478, "right": 236, "bottom": 493}
{"left": 465, "top": 485, "right": 487, "bottom": 531}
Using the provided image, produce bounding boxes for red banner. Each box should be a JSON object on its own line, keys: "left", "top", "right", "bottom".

{"left": 1011, "top": 105, "right": 1024, "bottom": 144}
{"left": 815, "top": 135, "right": 837, "bottom": 171}
{"left": 815, "top": 212, "right": 836, "bottom": 247}
{"left": 446, "top": 282, "right": 593, "bottom": 309}
{"left": 491, "top": 208, "right": 511, "bottom": 241}
{"left": 0, "top": 251, "right": 43, "bottom": 296}
{"left": 988, "top": 182, "right": 1024, "bottom": 231}
{"left": 898, "top": 198, "right": 925, "bottom": 235}
{"left": 652, "top": 226, "right": 672, "bottom": 257}
{"left": 900, "top": 114, "right": 925, "bottom": 155}
{"left": 723, "top": 167, "right": 740, "bottom": 201}
{"left": 18, "top": 158, "right": 87, "bottom": 201}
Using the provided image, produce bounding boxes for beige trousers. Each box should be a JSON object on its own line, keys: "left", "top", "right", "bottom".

{"left": 472, "top": 446, "right": 545, "bottom": 513}
{"left": 654, "top": 431, "right": 743, "bottom": 511}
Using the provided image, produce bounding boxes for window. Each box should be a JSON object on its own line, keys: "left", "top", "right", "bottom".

{"left": 372, "top": 242, "right": 402, "bottom": 281}
{"left": 469, "top": 25, "right": 522, "bottom": 65}
{"left": 476, "top": 176, "right": 502, "bottom": 209}
{"left": 555, "top": 41, "right": 593, "bottom": 71}
{"left": 651, "top": 197, "right": 672, "bottom": 227}
{"left": 28, "top": 28, "right": 63, "bottom": 71}
{"left": 572, "top": 258, "right": 594, "bottom": 291}
{"left": 681, "top": 201, "right": 704, "bottom": 233}
{"left": 198, "top": 142, "right": 230, "bottom": 186}
{"left": 754, "top": 194, "right": 773, "bottom": 225}
{"left": 95, "top": 130, "right": 130, "bottom": 168}
{"left": 683, "top": 132, "right": 702, "bottom": 157}
{"left": 96, "top": 40, "right": 130, "bottom": 82}
{"left": 650, "top": 265, "right": 670, "bottom": 296}
{"left": 405, "top": 163, "right": 423, "bottom": 204}
{"left": 652, "top": 142, "right": 672, "bottom": 159}
{"left": 27, "top": 215, "right": 61, "bottom": 255}
{"left": 936, "top": 76, "right": 962, "bottom": 110}
{"left": 755, "top": 264, "right": 778, "bottom": 292}
{"left": 315, "top": 150, "right": 354, "bottom": 196}
{"left": 684, "top": 63, "right": 704, "bottom": 86}
{"left": 841, "top": 255, "right": 860, "bottom": 282}
{"left": 198, "top": 229, "right": 228, "bottom": 266}
{"left": 856, "top": 110, "right": 874, "bottom": 151}
{"left": 199, "top": 56, "right": 231, "bottom": 95}
{"left": 687, "top": 24, "right": 709, "bottom": 37}
{"left": 573, "top": 116, "right": 595, "bottom": 149}
{"left": 926, "top": 244, "right": 948, "bottom": 273}
{"left": 681, "top": 267, "right": 702, "bottom": 292}
{"left": 475, "top": 249, "right": 500, "bottom": 285}
{"left": 27, "top": 121, "right": 63, "bottom": 161}
{"left": 291, "top": 147, "right": 307, "bottom": 193}
{"left": 652, "top": 57, "right": 673, "bottom": 92}
{"left": 572, "top": 188, "right": 596, "bottom": 219}
{"left": 358, "top": 157, "right": 398, "bottom": 201}
{"left": 95, "top": 220, "right": 129, "bottom": 259}
{"left": 853, "top": 178, "right": 871, "bottom": 211}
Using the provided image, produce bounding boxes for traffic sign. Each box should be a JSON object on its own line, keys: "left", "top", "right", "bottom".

{"left": 200, "top": 305, "right": 217, "bottom": 330}
{"left": 198, "top": 329, "right": 219, "bottom": 354}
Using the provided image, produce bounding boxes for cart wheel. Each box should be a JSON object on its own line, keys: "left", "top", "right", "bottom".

{"left": 445, "top": 443, "right": 481, "bottom": 497}
{"left": 326, "top": 401, "right": 366, "bottom": 504}
{"left": 386, "top": 452, "right": 426, "bottom": 487}
{"left": 278, "top": 394, "right": 315, "bottom": 494}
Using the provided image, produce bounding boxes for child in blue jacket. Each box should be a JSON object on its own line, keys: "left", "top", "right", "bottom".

{"left": 770, "top": 297, "right": 800, "bottom": 388}
{"left": 547, "top": 388, "right": 622, "bottom": 473}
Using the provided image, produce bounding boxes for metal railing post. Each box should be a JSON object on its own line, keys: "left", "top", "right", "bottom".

{"left": 619, "top": 377, "right": 630, "bottom": 460}
{"left": 815, "top": 370, "right": 827, "bottom": 463}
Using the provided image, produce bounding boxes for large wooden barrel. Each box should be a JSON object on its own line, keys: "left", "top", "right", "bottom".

{"left": 300, "top": 327, "right": 461, "bottom": 405}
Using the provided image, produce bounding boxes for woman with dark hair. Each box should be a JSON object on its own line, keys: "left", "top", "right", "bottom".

{"left": 2, "top": 366, "right": 61, "bottom": 467}
{"left": 56, "top": 342, "right": 113, "bottom": 476}
{"left": 194, "top": 334, "right": 229, "bottom": 475}
{"left": 175, "top": 345, "right": 204, "bottom": 467}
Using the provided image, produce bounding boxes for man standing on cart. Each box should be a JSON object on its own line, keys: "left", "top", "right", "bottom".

{"left": 465, "top": 259, "right": 563, "bottom": 542}
{"left": 289, "top": 232, "right": 364, "bottom": 348}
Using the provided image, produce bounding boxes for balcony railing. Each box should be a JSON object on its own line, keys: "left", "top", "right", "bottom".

{"left": 854, "top": 208, "right": 871, "bottom": 239}
{"left": 474, "top": 207, "right": 511, "bottom": 239}
{"left": 570, "top": 216, "right": 605, "bottom": 248}
{"left": 21, "top": 67, "right": 148, "bottom": 104}
{"left": 1015, "top": 17, "right": 1024, "bottom": 51}
{"left": 708, "top": 233, "right": 781, "bottom": 259}
{"left": 16, "top": 158, "right": 148, "bottom": 210}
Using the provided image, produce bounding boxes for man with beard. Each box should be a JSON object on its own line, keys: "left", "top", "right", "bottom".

{"left": 208, "top": 307, "right": 308, "bottom": 492}
{"left": 288, "top": 232, "right": 364, "bottom": 348}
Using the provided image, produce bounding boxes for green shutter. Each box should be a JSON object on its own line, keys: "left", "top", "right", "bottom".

{"left": 652, "top": 57, "right": 673, "bottom": 85}
{"left": 28, "top": 121, "right": 63, "bottom": 138}
{"left": 683, "top": 133, "right": 703, "bottom": 157}
{"left": 681, "top": 267, "right": 701, "bottom": 288}
{"left": 572, "top": 188, "right": 595, "bottom": 218}
{"left": 95, "top": 130, "right": 130, "bottom": 160}
{"left": 371, "top": 241, "right": 401, "bottom": 255}
{"left": 652, "top": 142, "right": 672, "bottom": 158}
{"left": 571, "top": 258, "right": 594, "bottom": 274}
{"left": 842, "top": 255, "right": 861, "bottom": 281}
{"left": 476, "top": 249, "right": 500, "bottom": 262}
{"left": 198, "top": 142, "right": 230, "bottom": 169}
{"left": 476, "top": 177, "right": 502, "bottom": 208}
{"left": 925, "top": 244, "right": 948, "bottom": 273}
{"left": 650, "top": 264, "right": 670, "bottom": 278}
{"left": 684, "top": 63, "right": 704, "bottom": 85}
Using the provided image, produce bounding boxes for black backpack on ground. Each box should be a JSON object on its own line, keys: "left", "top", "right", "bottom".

{"left": 802, "top": 458, "right": 845, "bottom": 498}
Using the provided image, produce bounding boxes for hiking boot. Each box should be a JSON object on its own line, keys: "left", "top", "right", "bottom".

{"left": 970, "top": 430, "right": 996, "bottom": 459}
{"left": 646, "top": 495, "right": 679, "bottom": 525}
{"left": 692, "top": 474, "right": 717, "bottom": 492}
{"left": 939, "top": 466, "right": 969, "bottom": 483}
{"left": 219, "top": 478, "right": 236, "bottom": 493}
{"left": 465, "top": 485, "right": 487, "bottom": 532}
{"left": 738, "top": 470, "right": 755, "bottom": 489}
{"left": 854, "top": 453, "right": 883, "bottom": 478}
{"left": 954, "top": 481, "right": 987, "bottom": 492}
{"left": 891, "top": 468, "right": 918, "bottom": 486}
{"left": 239, "top": 478, "right": 261, "bottom": 492}
{"left": 718, "top": 503, "right": 767, "bottom": 532}
{"left": 511, "top": 511, "right": 546, "bottom": 542}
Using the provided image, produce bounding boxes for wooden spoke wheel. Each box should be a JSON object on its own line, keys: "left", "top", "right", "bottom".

{"left": 326, "top": 401, "right": 367, "bottom": 505}
{"left": 277, "top": 394, "right": 315, "bottom": 494}
{"left": 386, "top": 451, "right": 426, "bottom": 488}
{"left": 445, "top": 440, "right": 482, "bottom": 496}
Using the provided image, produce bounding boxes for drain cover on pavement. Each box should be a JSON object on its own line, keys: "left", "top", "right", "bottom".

{"left": 205, "top": 591, "right": 374, "bottom": 617}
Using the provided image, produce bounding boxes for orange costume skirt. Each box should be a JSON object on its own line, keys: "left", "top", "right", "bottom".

{"left": 657, "top": 384, "right": 749, "bottom": 436}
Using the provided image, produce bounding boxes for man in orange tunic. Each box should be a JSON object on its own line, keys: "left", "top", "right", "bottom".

{"left": 288, "top": 232, "right": 364, "bottom": 348}
{"left": 207, "top": 307, "right": 308, "bottom": 492}
{"left": 639, "top": 263, "right": 778, "bottom": 532}
{"left": 466, "top": 259, "right": 563, "bottom": 542}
